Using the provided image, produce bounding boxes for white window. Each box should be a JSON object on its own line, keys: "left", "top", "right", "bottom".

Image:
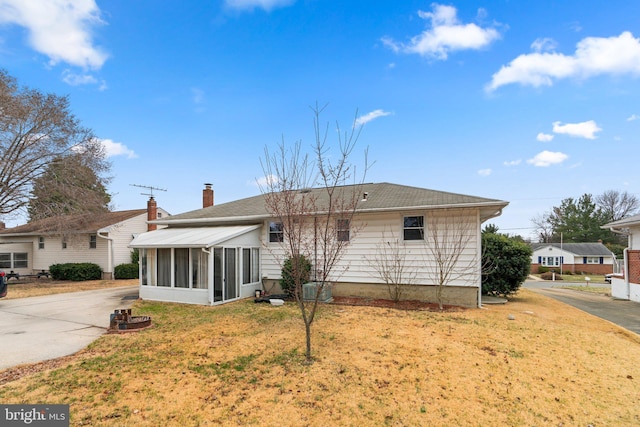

{"left": 586, "top": 257, "right": 600, "bottom": 264}
{"left": 0, "top": 252, "right": 28, "bottom": 269}
{"left": 269, "top": 222, "right": 284, "bottom": 243}
{"left": 38, "top": 237, "right": 45, "bottom": 249}
{"left": 14, "top": 253, "right": 28, "bottom": 268}
{"left": 242, "top": 248, "right": 261, "bottom": 284}
{"left": 541, "top": 256, "right": 562, "bottom": 267}
{"left": 0, "top": 253, "right": 10, "bottom": 269}
{"left": 337, "top": 219, "right": 350, "bottom": 242}
{"left": 89, "top": 235, "right": 97, "bottom": 249}
{"left": 403, "top": 216, "right": 424, "bottom": 241}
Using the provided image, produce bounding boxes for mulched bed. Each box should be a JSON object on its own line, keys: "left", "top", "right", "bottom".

{"left": 330, "top": 296, "right": 465, "bottom": 312}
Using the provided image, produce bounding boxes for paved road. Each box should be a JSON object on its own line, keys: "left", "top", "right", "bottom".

{"left": 0, "top": 286, "right": 138, "bottom": 370}
{"left": 524, "top": 280, "right": 640, "bottom": 335}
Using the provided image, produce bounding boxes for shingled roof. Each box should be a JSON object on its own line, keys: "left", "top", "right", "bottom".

{"left": 531, "top": 242, "right": 614, "bottom": 256}
{"left": 155, "top": 182, "right": 508, "bottom": 226}
{"left": 0, "top": 209, "right": 147, "bottom": 236}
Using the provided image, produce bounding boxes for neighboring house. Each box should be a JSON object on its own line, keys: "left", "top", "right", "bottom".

{"left": 602, "top": 215, "right": 640, "bottom": 302}
{"left": 130, "top": 183, "right": 508, "bottom": 308}
{"left": 530, "top": 242, "right": 616, "bottom": 275}
{"left": 0, "top": 198, "right": 169, "bottom": 279}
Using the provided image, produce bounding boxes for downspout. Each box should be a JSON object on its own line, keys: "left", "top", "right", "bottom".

{"left": 97, "top": 231, "right": 114, "bottom": 279}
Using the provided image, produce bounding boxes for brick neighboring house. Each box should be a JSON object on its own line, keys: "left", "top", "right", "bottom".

{"left": 530, "top": 242, "right": 616, "bottom": 275}
{"left": 602, "top": 214, "right": 640, "bottom": 302}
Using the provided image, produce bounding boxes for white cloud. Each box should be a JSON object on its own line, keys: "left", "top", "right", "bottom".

{"left": 487, "top": 32, "right": 640, "bottom": 91}
{"left": 503, "top": 159, "right": 521, "bottom": 167}
{"left": 254, "top": 174, "right": 278, "bottom": 187}
{"left": 627, "top": 114, "right": 639, "bottom": 121}
{"left": 552, "top": 120, "right": 601, "bottom": 139}
{"left": 527, "top": 150, "right": 568, "bottom": 167}
{"left": 0, "top": 0, "right": 108, "bottom": 70}
{"left": 61, "top": 69, "right": 106, "bottom": 89}
{"left": 98, "top": 138, "right": 137, "bottom": 159}
{"left": 224, "top": 0, "right": 294, "bottom": 11}
{"left": 531, "top": 37, "right": 557, "bottom": 53}
{"left": 536, "top": 132, "right": 554, "bottom": 142}
{"left": 478, "top": 168, "right": 492, "bottom": 176}
{"left": 355, "top": 109, "right": 392, "bottom": 126}
{"left": 381, "top": 3, "right": 500, "bottom": 60}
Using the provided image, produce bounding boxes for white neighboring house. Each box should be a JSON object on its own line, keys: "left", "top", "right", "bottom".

{"left": 602, "top": 215, "right": 640, "bottom": 302}
{"left": 130, "top": 183, "right": 508, "bottom": 308}
{"left": 0, "top": 199, "right": 169, "bottom": 279}
{"left": 530, "top": 242, "right": 616, "bottom": 275}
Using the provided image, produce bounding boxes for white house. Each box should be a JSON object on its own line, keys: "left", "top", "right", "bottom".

{"left": 130, "top": 183, "right": 508, "bottom": 308}
{"left": 0, "top": 198, "right": 169, "bottom": 279}
{"left": 530, "top": 242, "right": 616, "bottom": 275}
{"left": 602, "top": 215, "right": 640, "bottom": 302}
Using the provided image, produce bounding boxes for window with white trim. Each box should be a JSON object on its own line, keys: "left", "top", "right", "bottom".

{"left": 89, "top": 234, "right": 97, "bottom": 249}
{"left": 403, "top": 215, "right": 424, "bottom": 241}
{"left": 269, "top": 222, "right": 284, "bottom": 243}
{"left": 0, "top": 252, "right": 28, "bottom": 269}
{"left": 585, "top": 257, "right": 600, "bottom": 264}
{"left": 541, "top": 256, "right": 562, "bottom": 267}
{"left": 38, "top": 237, "right": 45, "bottom": 249}
{"left": 336, "top": 219, "right": 350, "bottom": 242}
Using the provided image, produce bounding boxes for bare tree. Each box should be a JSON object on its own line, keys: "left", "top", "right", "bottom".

{"left": 596, "top": 190, "right": 639, "bottom": 222}
{"left": 531, "top": 212, "right": 554, "bottom": 243}
{"left": 366, "top": 230, "right": 417, "bottom": 302}
{"left": 423, "top": 209, "right": 477, "bottom": 310}
{"left": 260, "top": 104, "right": 368, "bottom": 362}
{"left": 0, "top": 69, "right": 110, "bottom": 224}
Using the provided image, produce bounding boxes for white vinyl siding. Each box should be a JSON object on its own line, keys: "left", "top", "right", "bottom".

{"left": 260, "top": 209, "right": 481, "bottom": 288}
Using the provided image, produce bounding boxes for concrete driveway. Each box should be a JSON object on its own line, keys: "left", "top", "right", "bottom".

{"left": 523, "top": 280, "right": 640, "bottom": 335}
{"left": 0, "top": 286, "right": 138, "bottom": 370}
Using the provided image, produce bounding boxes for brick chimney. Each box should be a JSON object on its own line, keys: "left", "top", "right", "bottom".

{"left": 203, "top": 183, "right": 214, "bottom": 208}
{"left": 147, "top": 197, "right": 157, "bottom": 231}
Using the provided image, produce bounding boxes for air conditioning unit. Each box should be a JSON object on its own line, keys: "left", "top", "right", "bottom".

{"left": 302, "top": 281, "right": 333, "bottom": 302}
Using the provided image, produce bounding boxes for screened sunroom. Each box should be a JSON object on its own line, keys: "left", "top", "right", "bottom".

{"left": 130, "top": 225, "right": 262, "bottom": 305}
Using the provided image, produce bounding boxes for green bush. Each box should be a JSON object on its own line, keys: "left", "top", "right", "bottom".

{"left": 49, "top": 263, "right": 103, "bottom": 281}
{"left": 482, "top": 233, "right": 532, "bottom": 296}
{"left": 537, "top": 266, "right": 549, "bottom": 274}
{"left": 115, "top": 263, "right": 139, "bottom": 279}
{"left": 280, "top": 255, "right": 311, "bottom": 297}
{"left": 130, "top": 248, "right": 140, "bottom": 264}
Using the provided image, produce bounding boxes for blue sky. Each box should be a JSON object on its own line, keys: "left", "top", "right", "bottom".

{"left": 1, "top": 0, "right": 639, "bottom": 239}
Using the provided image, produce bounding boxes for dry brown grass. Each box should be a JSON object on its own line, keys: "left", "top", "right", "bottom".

{"left": 3, "top": 278, "right": 137, "bottom": 299}
{"left": 1, "top": 289, "right": 639, "bottom": 426}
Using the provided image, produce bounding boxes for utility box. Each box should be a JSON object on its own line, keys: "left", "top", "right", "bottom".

{"left": 302, "top": 281, "right": 333, "bottom": 302}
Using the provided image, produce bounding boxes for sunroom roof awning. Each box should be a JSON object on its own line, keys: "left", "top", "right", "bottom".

{"left": 129, "top": 225, "right": 261, "bottom": 249}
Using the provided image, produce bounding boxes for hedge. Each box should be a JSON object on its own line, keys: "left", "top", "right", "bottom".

{"left": 115, "top": 263, "right": 139, "bottom": 279}
{"left": 49, "top": 263, "right": 103, "bottom": 281}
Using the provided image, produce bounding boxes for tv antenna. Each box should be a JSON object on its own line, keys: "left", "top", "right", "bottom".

{"left": 130, "top": 184, "right": 167, "bottom": 198}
